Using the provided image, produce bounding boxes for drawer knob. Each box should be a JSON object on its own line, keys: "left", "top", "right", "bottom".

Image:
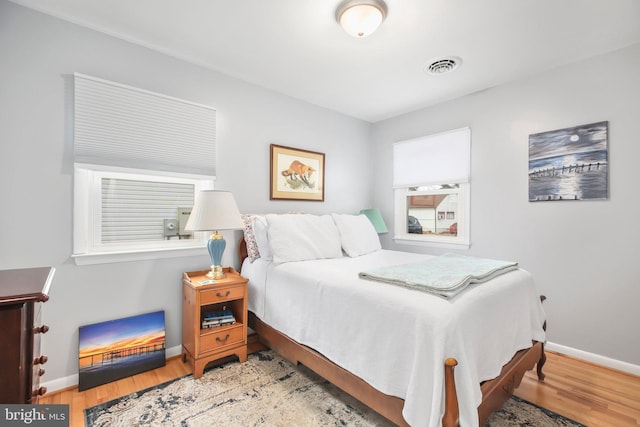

{"left": 216, "top": 290, "right": 231, "bottom": 298}
{"left": 34, "top": 325, "right": 50, "bottom": 334}
{"left": 34, "top": 355, "right": 48, "bottom": 365}
{"left": 215, "top": 334, "right": 230, "bottom": 343}
{"left": 32, "top": 386, "right": 47, "bottom": 397}
{"left": 38, "top": 368, "right": 46, "bottom": 377}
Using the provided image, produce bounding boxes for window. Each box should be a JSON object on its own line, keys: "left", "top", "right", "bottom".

{"left": 73, "top": 165, "right": 214, "bottom": 264}
{"left": 393, "top": 128, "right": 470, "bottom": 248}
{"left": 72, "top": 73, "right": 217, "bottom": 264}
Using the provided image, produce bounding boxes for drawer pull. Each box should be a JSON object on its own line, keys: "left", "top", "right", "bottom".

{"left": 216, "top": 290, "right": 231, "bottom": 298}
{"left": 34, "top": 355, "right": 48, "bottom": 365}
{"left": 215, "top": 334, "right": 230, "bottom": 343}
{"left": 32, "top": 386, "right": 47, "bottom": 397}
{"left": 34, "top": 325, "right": 50, "bottom": 334}
{"left": 38, "top": 368, "right": 46, "bottom": 377}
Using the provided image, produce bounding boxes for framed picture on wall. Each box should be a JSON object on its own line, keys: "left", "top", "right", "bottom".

{"left": 270, "top": 144, "right": 325, "bottom": 201}
{"left": 529, "top": 121, "right": 609, "bottom": 202}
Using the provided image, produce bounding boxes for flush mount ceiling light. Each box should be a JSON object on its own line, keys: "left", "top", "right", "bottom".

{"left": 425, "top": 56, "right": 462, "bottom": 75}
{"left": 336, "top": 0, "right": 388, "bottom": 38}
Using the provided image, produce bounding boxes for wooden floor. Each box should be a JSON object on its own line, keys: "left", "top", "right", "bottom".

{"left": 514, "top": 352, "right": 640, "bottom": 427}
{"left": 41, "top": 350, "right": 640, "bottom": 427}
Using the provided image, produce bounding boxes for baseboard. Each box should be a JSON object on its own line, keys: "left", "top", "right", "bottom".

{"left": 41, "top": 344, "right": 183, "bottom": 393}
{"left": 42, "top": 372, "right": 79, "bottom": 394}
{"left": 546, "top": 341, "right": 640, "bottom": 376}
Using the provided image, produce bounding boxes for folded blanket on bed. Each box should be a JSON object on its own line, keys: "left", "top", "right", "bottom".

{"left": 358, "top": 253, "right": 518, "bottom": 299}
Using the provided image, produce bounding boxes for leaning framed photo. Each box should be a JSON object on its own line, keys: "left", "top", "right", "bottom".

{"left": 78, "top": 310, "right": 166, "bottom": 391}
{"left": 270, "top": 144, "right": 325, "bottom": 201}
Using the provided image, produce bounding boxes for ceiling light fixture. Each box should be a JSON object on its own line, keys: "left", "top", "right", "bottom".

{"left": 336, "top": 0, "right": 388, "bottom": 38}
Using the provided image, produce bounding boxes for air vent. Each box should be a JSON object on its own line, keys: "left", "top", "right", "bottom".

{"left": 425, "top": 57, "right": 462, "bottom": 75}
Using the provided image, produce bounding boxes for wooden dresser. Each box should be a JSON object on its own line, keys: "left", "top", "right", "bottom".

{"left": 0, "top": 267, "right": 54, "bottom": 403}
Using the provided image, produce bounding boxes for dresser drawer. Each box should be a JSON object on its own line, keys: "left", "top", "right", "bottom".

{"left": 200, "top": 325, "right": 244, "bottom": 353}
{"left": 200, "top": 286, "right": 244, "bottom": 305}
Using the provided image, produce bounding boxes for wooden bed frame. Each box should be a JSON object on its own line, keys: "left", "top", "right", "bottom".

{"left": 238, "top": 239, "right": 546, "bottom": 426}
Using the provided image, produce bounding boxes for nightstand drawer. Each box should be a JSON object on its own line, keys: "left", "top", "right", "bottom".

{"left": 200, "top": 286, "right": 244, "bottom": 305}
{"left": 200, "top": 326, "right": 244, "bottom": 352}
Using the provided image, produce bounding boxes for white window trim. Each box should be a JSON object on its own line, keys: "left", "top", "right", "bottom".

{"left": 393, "top": 184, "right": 471, "bottom": 249}
{"left": 72, "top": 247, "right": 210, "bottom": 266}
{"left": 73, "top": 163, "right": 214, "bottom": 265}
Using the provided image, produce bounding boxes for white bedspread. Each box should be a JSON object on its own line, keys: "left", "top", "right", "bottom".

{"left": 241, "top": 250, "right": 546, "bottom": 427}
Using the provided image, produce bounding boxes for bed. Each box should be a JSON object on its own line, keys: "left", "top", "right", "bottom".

{"left": 238, "top": 213, "right": 547, "bottom": 426}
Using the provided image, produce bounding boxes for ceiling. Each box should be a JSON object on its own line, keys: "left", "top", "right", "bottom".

{"left": 10, "top": 0, "right": 640, "bottom": 122}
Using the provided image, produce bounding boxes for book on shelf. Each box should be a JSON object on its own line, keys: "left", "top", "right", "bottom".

{"left": 201, "top": 309, "right": 236, "bottom": 328}
{"left": 202, "top": 315, "right": 234, "bottom": 323}
{"left": 202, "top": 317, "right": 236, "bottom": 328}
{"left": 203, "top": 309, "right": 233, "bottom": 321}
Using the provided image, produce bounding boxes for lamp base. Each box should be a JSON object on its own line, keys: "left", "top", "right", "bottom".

{"left": 206, "top": 265, "right": 225, "bottom": 280}
{"left": 207, "top": 234, "right": 226, "bottom": 280}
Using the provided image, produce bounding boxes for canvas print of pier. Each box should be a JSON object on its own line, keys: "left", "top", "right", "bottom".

{"left": 78, "top": 311, "right": 166, "bottom": 391}
{"left": 529, "top": 121, "right": 608, "bottom": 202}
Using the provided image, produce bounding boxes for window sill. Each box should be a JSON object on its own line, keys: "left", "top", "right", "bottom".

{"left": 72, "top": 246, "right": 208, "bottom": 266}
{"left": 393, "top": 235, "right": 470, "bottom": 250}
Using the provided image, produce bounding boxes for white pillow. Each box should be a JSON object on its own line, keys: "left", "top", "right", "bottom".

{"left": 266, "top": 214, "right": 343, "bottom": 264}
{"left": 331, "top": 213, "right": 381, "bottom": 257}
{"left": 252, "top": 216, "right": 272, "bottom": 262}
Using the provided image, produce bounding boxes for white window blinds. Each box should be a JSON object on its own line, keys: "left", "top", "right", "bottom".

{"left": 393, "top": 127, "right": 470, "bottom": 188}
{"left": 74, "top": 73, "right": 216, "bottom": 176}
{"left": 101, "top": 177, "right": 194, "bottom": 243}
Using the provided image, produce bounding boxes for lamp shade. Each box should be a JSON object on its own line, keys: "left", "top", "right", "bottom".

{"left": 185, "top": 190, "right": 243, "bottom": 232}
{"left": 360, "top": 208, "right": 388, "bottom": 233}
{"left": 185, "top": 190, "right": 242, "bottom": 279}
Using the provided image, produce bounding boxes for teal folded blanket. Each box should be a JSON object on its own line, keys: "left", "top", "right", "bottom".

{"left": 358, "top": 253, "right": 518, "bottom": 299}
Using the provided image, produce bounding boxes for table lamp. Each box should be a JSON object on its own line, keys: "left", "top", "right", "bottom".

{"left": 185, "top": 190, "right": 243, "bottom": 279}
{"left": 359, "top": 208, "right": 388, "bottom": 233}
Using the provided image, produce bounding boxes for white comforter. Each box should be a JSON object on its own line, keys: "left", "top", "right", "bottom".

{"left": 241, "top": 250, "right": 546, "bottom": 427}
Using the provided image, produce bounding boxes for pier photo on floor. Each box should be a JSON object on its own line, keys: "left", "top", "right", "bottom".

{"left": 529, "top": 121, "right": 608, "bottom": 202}
{"left": 78, "top": 311, "right": 166, "bottom": 391}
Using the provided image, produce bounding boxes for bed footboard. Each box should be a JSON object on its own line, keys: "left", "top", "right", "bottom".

{"left": 476, "top": 341, "right": 544, "bottom": 425}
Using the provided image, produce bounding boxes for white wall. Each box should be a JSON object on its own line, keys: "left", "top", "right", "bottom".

{"left": 372, "top": 43, "right": 640, "bottom": 367}
{"left": 0, "top": 1, "right": 372, "bottom": 385}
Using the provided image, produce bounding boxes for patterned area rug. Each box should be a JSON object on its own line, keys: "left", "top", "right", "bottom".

{"left": 85, "top": 350, "right": 584, "bottom": 427}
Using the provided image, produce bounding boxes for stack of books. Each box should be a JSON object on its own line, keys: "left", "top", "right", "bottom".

{"left": 202, "top": 309, "right": 236, "bottom": 329}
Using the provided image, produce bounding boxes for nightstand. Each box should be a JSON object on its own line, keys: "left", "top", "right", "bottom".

{"left": 181, "top": 268, "right": 248, "bottom": 379}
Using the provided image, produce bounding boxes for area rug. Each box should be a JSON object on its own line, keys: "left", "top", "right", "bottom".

{"left": 85, "top": 350, "right": 584, "bottom": 427}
